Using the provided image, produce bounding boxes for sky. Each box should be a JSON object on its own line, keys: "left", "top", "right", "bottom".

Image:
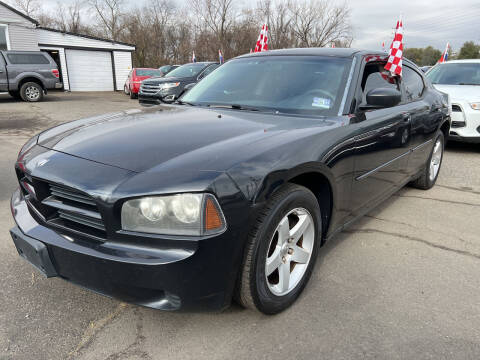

{"left": 18, "top": 0, "right": 480, "bottom": 52}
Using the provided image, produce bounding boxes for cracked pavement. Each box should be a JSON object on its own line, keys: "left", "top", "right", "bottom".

{"left": 1, "top": 92, "right": 480, "bottom": 359}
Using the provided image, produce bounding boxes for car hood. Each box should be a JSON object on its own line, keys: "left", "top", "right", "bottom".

{"left": 433, "top": 84, "right": 480, "bottom": 101}
{"left": 37, "top": 106, "right": 339, "bottom": 174}
{"left": 143, "top": 76, "right": 191, "bottom": 84}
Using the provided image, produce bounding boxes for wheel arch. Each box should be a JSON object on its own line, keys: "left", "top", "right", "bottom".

{"left": 18, "top": 76, "right": 46, "bottom": 90}
{"left": 440, "top": 118, "right": 450, "bottom": 141}
{"left": 254, "top": 162, "right": 337, "bottom": 242}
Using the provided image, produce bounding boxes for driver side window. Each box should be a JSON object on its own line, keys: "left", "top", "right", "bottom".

{"left": 361, "top": 63, "right": 400, "bottom": 105}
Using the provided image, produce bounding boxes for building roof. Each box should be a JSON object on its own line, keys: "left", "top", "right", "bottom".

{"left": 0, "top": 0, "right": 39, "bottom": 25}
{"left": 38, "top": 27, "right": 136, "bottom": 48}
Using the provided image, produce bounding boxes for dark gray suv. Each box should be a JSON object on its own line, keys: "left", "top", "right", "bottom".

{"left": 0, "top": 51, "right": 62, "bottom": 102}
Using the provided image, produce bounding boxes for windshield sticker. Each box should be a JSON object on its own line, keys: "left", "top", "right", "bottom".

{"left": 312, "top": 97, "right": 331, "bottom": 109}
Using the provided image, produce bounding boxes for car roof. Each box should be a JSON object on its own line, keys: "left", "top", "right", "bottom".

{"left": 182, "top": 62, "right": 217, "bottom": 65}
{"left": 438, "top": 59, "right": 480, "bottom": 64}
{"left": 236, "top": 48, "right": 386, "bottom": 59}
{"left": 135, "top": 68, "right": 160, "bottom": 70}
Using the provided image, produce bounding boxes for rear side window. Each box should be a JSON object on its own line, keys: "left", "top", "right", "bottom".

{"left": 403, "top": 67, "right": 424, "bottom": 101}
{"left": 7, "top": 54, "right": 50, "bottom": 65}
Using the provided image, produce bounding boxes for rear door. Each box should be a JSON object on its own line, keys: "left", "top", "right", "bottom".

{"left": 350, "top": 60, "right": 412, "bottom": 214}
{"left": 401, "top": 65, "right": 439, "bottom": 174}
{"left": 0, "top": 53, "right": 7, "bottom": 91}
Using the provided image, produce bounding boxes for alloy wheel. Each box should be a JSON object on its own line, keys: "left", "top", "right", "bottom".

{"left": 265, "top": 208, "right": 315, "bottom": 296}
{"left": 25, "top": 86, "right": 40, "bottom": 101}
{"left": 429, "top": 138, "right": 443, "bottom": 182}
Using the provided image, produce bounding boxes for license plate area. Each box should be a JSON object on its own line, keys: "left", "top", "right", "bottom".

{"left": 10, "top": 228, "right": 57, "bottom": 278}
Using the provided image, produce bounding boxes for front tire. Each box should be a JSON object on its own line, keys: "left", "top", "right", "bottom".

{"left": 236, "top": 184, "right": 321, "bottom": 314}
{"left": 411, "top": 132, "right": 444, "bottom": 190}
{"left": 129, "top": 90, "right": 137, "bottom": 99}
{"left": 20, "top": 82, "right": 43, "bottom": 102}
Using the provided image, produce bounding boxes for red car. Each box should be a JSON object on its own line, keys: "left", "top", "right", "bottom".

{"left": 124, "top": 68, "right": 162, "bottom": 99}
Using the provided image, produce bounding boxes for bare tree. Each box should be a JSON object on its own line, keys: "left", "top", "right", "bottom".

{"left": 289, "top": 0, "right": 352, "bottom": 48}
{"left": 256, "top": 0, "right": 294, "bottom": 49}
{"left": 56, "top": 0, "right": 85, "bottom": 33}
{"left": 189, "top": 0, "right": 237, "bottom": 57}
{"left": 10, "top": 0, "right": 40, "bottom": 17}
{"left": 89, "top": 0, "right": 126, "bottom": 40}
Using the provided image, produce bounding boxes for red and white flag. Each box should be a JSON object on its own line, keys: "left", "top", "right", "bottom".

{"left": 254, "top": 23, "right": 268, "bottom": 52}
{"left": 438, "top": 42, "right": 449, "bottom": 63}
{"left": 384, "top": 16, "right": 404, "bottom": 77}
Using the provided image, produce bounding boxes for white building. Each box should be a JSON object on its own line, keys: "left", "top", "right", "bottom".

{"left": 0, "top": 1, "right": 135, "bottom": 91}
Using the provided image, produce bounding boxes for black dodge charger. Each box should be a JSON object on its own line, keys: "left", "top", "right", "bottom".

{"left": 10, "top": 49, "right": 449, "bottom": 314}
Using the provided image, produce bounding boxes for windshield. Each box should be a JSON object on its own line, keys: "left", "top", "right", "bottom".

{"left": 182, "top": 56, "right": 352, "bottom": 115}
{"left": 426, "top": 63, "right": 480, "bottom": 85}
{"left": 166, "top": 63, "right": 208, "bottom": 78}
{"left": 136, "top": 69, "right": 161, "bottom": 77}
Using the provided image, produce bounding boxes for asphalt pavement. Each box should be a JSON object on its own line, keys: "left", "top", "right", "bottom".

{"left": 1, "top": 92, "right": 479, "bottom": 360}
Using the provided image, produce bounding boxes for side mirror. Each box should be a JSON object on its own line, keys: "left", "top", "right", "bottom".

{"left": 183, "top": 83, "right": 196, "bottom": 93}
{"left": 362, "top": 87, "right": 401, "bottom": 110}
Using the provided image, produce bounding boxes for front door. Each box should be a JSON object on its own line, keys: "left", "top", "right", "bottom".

{"left": 0, "top": 54, "right": 8, "bottom": 91}
{"left": 350, "top": 61, "right": 412, "bottom": 215}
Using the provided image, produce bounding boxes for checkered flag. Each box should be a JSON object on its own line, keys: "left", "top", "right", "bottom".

{"left": 384, "top": 17, "right": 403, "bottom": 77}
{"left": 254, "top": 24, "right": 268, "bottom": 52}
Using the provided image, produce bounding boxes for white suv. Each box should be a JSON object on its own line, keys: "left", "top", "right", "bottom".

{"left": 426, "top": 59, "right": 480, "bottom": 143}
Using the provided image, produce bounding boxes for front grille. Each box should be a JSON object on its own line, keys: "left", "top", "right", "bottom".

{"left": 140, "top": 83, "right": 161, "bottom": 95}
{"left": 19, "top": 175, "right": 106, "bottom": 241}
{"left": 452, "top": 104, "right": 462, "bottom": 112}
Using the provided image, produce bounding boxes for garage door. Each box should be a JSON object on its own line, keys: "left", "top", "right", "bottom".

{"left": 66, "top": 50, "right": 114, "bottom": 91}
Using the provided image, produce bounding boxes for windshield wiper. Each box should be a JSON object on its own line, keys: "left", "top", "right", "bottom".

{"left": 458, "top": 83, "right": 480, "bottom": 86}
{"left": 175, "top": 99, "right": 197, "bottom": 106}
{"left": 206, "top": 104, "right": 261, "bottom": 112}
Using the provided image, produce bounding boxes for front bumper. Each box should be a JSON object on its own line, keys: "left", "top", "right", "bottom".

{"left": 449, "top": 101, "right": 480, "bottom": 141}
{"left": 10, "top": 188, "right": 241, "bottom": 311}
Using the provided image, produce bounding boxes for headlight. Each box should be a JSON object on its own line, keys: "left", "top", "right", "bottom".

{"left": 160, "top": 82, "right": 180, "bottom": 90}
{"left": 470, "top": 102, "right": 480, "bottom": 110}
{"left": 18, "top": 135, "right": 38, "bottom": 158}
{"left": 121, "top": 193, "right": 226, "bottom": 236}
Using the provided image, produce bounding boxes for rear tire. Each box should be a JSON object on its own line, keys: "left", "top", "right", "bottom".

{"left": 236, "top": 183, "right": 321, "bottom": 314}
{"left": 20, "top": 82, "right": 43, "bottom": 102}
{"left": 410, "top": 132, "right": 444, "bottom": 190}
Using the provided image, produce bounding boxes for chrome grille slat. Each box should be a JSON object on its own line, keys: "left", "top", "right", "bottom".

{"left": 140, "top": 83, "right": 161, "bottom": 95}
{"left": 57, "top": 210, "right": 106, "bottom": 231}
{"left": 42, "top": 197, "right": 102, "bottom": 219}
{"left": 50, "top": 185, "right": 96, "bottom": 206}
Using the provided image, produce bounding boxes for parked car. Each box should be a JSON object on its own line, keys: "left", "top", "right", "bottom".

{"left": 426, "top": 59, "right": 480, "bottom": 143}
{"left": 10, "top": 48, "right": 449, "bottom": 314}
{"left": 139, "top": 62, "right": 219, "bottom": 104}
{"left": 158, "top": 64, "right": 180, "bottom": 77}
{"left": 0, "top": 50, "right": 62, "bottom": 102}
{"left": 124, "top": 68, "right": 162, "bottom": 99}
{"left": 420, "top": 66, "right": 432, "bottom": 73}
